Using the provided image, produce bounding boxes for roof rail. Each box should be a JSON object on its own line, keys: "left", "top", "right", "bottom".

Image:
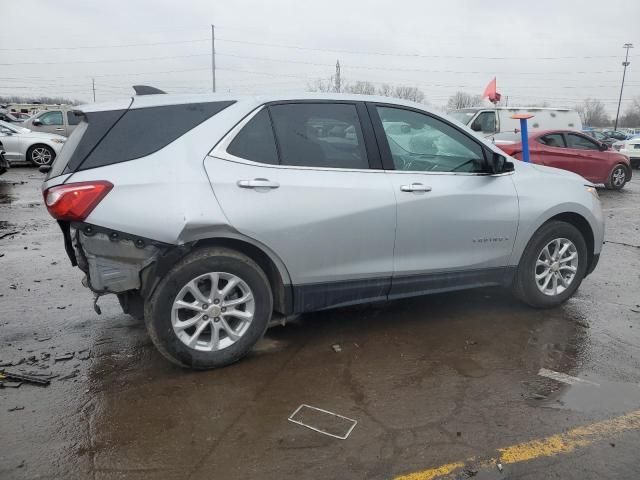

{"left": 132, "top": 85, "right": 167, "bottom": 95}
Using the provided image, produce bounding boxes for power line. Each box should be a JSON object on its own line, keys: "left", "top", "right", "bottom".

{"left": 0, "top": 38, "right": 210, "bottom": 51}
{"left": 216, "top": 37, "right": 639, "bottom": 61}
{"left": 0, "top": 53, "right": 210, "bottom": 66}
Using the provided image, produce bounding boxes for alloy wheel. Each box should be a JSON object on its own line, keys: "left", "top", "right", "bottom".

{"left": 31, "top": 147, "right": 52, "bottom": 165}
{"left": 534, "top": 238, "right": 579, "bottom": 296}
{"left": 171, "top": 272, "right": 255, "bottom": 352}
{"left": 612, "top": 167, "right": 626, "bottom": 187}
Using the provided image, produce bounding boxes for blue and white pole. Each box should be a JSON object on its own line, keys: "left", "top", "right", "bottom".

{"left": 511, "top": 114, "right": 534, "bottom": 163}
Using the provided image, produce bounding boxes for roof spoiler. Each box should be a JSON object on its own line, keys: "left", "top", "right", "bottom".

{"left": 132, "top": 85, "right": 167, "bottom": 96}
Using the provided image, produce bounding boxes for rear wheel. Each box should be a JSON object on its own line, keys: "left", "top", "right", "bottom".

{"left": 606, "top": 164, "right": 627, "bottom": 190}
{"left": 28, "top": 144, "right": 55, "bottom": 166}
{"left": 145, "top": 247, "right": 272, "bottom": 369}
{"left": 513, "top": 221, "right": 588, "bottom": 308}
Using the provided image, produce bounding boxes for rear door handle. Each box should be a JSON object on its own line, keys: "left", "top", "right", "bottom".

{"left": 55, "top": 128, "right": 65, "bottom": 131}
{"left": 237, "top": 178, "right": 280, "bottom": 189}
{"left": 400, "top": 183, "right": 432, "bottom": 193}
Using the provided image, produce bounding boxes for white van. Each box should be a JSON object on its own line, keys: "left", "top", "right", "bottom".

{"left": 449, "top": 107, "right": 582, "bottom": 135}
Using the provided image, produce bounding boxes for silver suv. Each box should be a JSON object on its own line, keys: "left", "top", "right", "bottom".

{"left": 42, "top": 93, "right": 604, "bottom": 369}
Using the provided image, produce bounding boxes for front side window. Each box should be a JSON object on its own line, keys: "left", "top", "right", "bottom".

{"left": 470, "top": 111, "right": 496, "bottom": 134}
{"left": 376, "top": 106, "right": 486, "bottom": 173}
{"left": 39, "top": 111, "right": 63, "bottom": 126}
{"left": 269, "top": 103, "right": 369, "bottom": 169}
{"left": 539, "top": 133, "right": 565, "bottom": 148}
{"left": 566, "top": 133, "right": 598, "bottom": 150}
{"left": 227, "top": 109, "right": 278, "bottom": 165}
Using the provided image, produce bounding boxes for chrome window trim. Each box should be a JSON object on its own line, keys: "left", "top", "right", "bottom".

{"left": 209, "top": 104, "right": 515, "bottom": 177}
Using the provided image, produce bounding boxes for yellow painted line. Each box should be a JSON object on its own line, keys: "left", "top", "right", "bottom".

{"left": 394, "top": 409, "right": 640, "bottom": 480}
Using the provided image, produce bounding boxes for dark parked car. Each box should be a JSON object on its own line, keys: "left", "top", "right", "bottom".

{"left": 0, "top": 141, "right": 9, "bottom": 175}
{"left": 493, "top": 130, "right": 632, "bottom": 190}
{"left": 584, "top": 130, "right": 616, "bottom": 147}
{"left": 602, "top": 130, "right": 629, "bottom": 141}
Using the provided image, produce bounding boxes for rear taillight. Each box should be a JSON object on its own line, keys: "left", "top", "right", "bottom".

{"left": 44, "top": 181, "right": 113, "bottom": 221}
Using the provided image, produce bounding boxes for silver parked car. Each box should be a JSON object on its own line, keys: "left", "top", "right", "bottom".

{"left": 0, "top": 120, "right": 66, "bottom": 166}
{"left": 42, "top": 92, "right": 604, "bottom": 369}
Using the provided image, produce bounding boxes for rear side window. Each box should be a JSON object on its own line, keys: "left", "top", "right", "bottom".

{"left": 74, "top": 101, "right": 235, "bottom": 172}
{"left": 67, "top": 111, "right": 80, "bottom": 126}
{"left": 539, "top": 134, "right": 565, "bottom": 148}
{"left": 269, "top": 103, "right": 369, "bottom": 169}
{"left": 227, "top": 109, "right": 278, "bottom": 165}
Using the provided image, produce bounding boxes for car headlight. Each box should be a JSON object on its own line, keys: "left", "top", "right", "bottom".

{"left": 586, "top": 185, "right": 599, "bottom": 199}
{"left": 51, "top": 139, "right": 66, "bottom": 144}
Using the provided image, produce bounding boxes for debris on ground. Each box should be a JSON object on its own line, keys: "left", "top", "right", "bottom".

{"left": 77, "top": 349, "right": 91, "bottom": 361}
{"left": 465, "top": 340, "right": 478, "bottom": 346}
{"left": 497, "top": 462, "right": 503, "bottom": 472}
{"left": 331, "top": 344, "right": 342, "bottom": 353}
{"left": 531, "top": 393, "right": 547, "bottom": 400}
{"left": 8, "top": 405, "right": 25, "bottom": 411}
{"left": 9, "top": 284, "right": 17, "bottom": 289}
{"left": 35, "top": 336, "right": 52, "bottom": 342}
{"left": 59, "top": 370, "right": 79, "bottom": 381}
{"left": 55, "top": 352, "right": 74, "bottom": 362}
{"left": 463, "top": 465, "right": 478, "bottom": 477}
{"left": 0, "top": 381, "right": 22, "bottom": 388}
{"left": 1, "top": 370, "right": 51, "bottom": 386}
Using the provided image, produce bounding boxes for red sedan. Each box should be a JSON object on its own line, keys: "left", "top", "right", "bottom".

{"left": 493, "top": 130, "right": 632, "bottom": 190}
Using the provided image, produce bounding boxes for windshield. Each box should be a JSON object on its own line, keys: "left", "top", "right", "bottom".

{"left": 448, "top": 110, "right": 477, "bottom": 125}
{"left": 0, "top": 119, "right": 29, "bottom": 134}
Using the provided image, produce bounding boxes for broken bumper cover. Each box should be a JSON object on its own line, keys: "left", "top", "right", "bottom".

{"left": 67, "top": 223, "right": 166, "bottom": 294}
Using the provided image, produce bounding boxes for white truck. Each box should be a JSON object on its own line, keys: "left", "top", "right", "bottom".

{"left": 449, "top": 107, "right": 582, "bottom": 135}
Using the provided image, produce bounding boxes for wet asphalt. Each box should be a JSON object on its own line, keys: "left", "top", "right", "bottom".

{"left": 1, "top": 167, "right": 639, "bottom": 479}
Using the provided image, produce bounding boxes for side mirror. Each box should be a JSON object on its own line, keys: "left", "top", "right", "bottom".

{"left": 599, "top": 143, "right": 608, "bottom": 151}
{"left": 470, "top": 121, "right": 482, "bottom": 132}
{"left": 488, "top": 152, "right": 514, "bottom": 174}
{"left": 32, "top": 119, "right": 42, "bottom": 126}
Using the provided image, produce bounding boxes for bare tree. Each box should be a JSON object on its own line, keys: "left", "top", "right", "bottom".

{"left": 619, "top": 96, "right": 640, "bottom": 127}
{"left": 377, "top": 84, "right": 394, "bottom": 97}
{"left": 576, "top": 98, "right": 610, "bottom": 127}
{"left": 446, "top": 91, "right": 483, "bottom": 110}
{"left": 392, "top": 86, "right": 425, "bottom": 103}
{"left": 0, "top": 95, "right": 82, "bottom": 105}
{"left": 343, "top": 81, "right": 376, "bottom": 95}
{"left": 306, "top": 78, "right": 335, "bottom": 93}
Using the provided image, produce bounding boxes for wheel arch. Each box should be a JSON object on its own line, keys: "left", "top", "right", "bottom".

{"left": 513, "top": 210, "right": 597, "bottom": 277}
{"left": 188, "top": 236, "right": 292, "bottom": 315}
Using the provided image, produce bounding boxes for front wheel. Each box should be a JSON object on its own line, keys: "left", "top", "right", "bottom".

{"left": 28, "top": 145, "right": 55, "bottom": 166}
{"left": 513, "top": 221, "right": 588, "bottom": 308}
{"left": 145, "top": 247, "right": 273, "bottom": 369}
{"left": 606, "top": 164, "right": 627, "bottom": 190}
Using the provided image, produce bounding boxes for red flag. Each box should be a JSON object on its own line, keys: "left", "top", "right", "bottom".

{"left": 483, "top": 77, "right": 501, "bottom": 104}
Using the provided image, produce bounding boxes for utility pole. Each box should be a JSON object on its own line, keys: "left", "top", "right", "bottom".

{"left": 211, "top": 24, "right": 216, "bottom": 93}
{"left": 92, "top": 78, "right": 96, "bottom": 102}
{"left": 614, "top": 43, "right": 633, "bottom": 131}
{"left": 335, "top": 60, "right": 341, "bottom": 93}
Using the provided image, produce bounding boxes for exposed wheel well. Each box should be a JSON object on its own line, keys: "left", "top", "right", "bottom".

{"left": 546, "top": 212, "right": 595, "bottom": 272}
{"left": 190, "top": 238, "right": 291, "bottom": 315}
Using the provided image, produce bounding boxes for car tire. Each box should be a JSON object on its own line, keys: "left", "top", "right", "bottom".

{"left": 145, "top": 247, "right": 273, "bottom": 369}
{"left": 513, "top": 221, "right": 588, "bottom": 308}
{"left": 27, "top": 144, "right": 55, "bottom": 166}
{"left": 606, "top": 164, "right": 627, "bottom": 190}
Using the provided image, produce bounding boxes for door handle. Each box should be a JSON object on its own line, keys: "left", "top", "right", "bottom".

{"left": 55, "top": 128, "right": 64, "bottom": 131}
{"left": 237, "top": 178, "right": 280, "bottom": 189}
{"left": 400, "top": 183, "right": 432, "bottom": 192}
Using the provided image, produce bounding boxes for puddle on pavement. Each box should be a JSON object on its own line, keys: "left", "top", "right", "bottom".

{"left": 530, "top": 374, "right": 640, "bottom": 415}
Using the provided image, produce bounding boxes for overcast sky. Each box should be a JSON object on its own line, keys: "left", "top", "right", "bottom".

{"left": 1, "top": 0, "right": 638, "bottom": 115}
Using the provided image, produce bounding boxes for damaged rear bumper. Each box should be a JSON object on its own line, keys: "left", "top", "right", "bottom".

{"left": 63, "top": 222, "right": 168, "bottom": 295}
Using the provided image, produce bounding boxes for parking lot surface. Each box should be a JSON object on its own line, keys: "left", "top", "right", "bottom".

{"left": 1, "top": 167, "right": 640, "bottom": 479}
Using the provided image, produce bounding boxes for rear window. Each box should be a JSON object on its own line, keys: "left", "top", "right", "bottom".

{"left": 51, "top": 101, "right": 235, "bottom": 177}
{"left": 77, "top": 101, "right": 235, "bottom": 171}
